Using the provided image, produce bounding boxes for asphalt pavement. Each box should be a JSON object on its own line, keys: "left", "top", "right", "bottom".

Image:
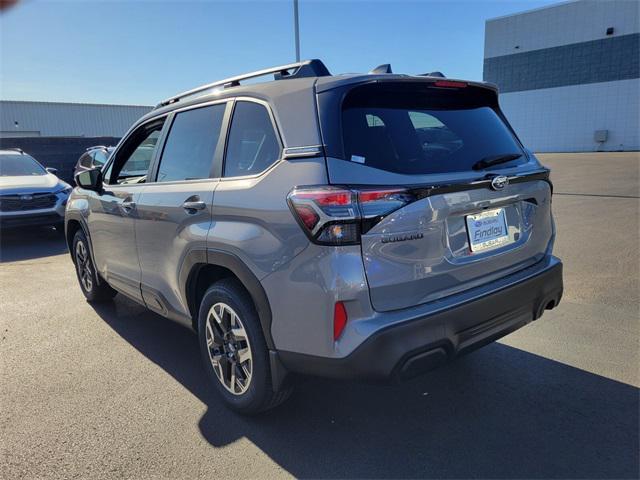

{"left": 1, "top": 152, "right": 638, "bottom": 479}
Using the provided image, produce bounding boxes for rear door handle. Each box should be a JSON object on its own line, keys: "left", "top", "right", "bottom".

{"left": 182, "top": 200, "right": 206, "bottom": 212}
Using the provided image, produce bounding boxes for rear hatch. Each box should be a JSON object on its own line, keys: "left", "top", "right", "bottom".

{"left": 317, "top": 79, "right": 554, "bottom": 312}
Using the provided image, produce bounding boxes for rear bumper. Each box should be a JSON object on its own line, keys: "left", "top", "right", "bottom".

{"left": 278, "top": 259, "right": 563, "bottom": 381}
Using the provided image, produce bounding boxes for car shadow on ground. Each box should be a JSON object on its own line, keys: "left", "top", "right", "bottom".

{"left": 0, "top": 226, "right": 67, "bottom": 262}
{"left": 93, "top": 297, "right": 639, "bottom": 479}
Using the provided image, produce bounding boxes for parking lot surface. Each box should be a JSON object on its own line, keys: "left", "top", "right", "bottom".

{"left": 1, "top": 153, "right": 638, "bottom": 479}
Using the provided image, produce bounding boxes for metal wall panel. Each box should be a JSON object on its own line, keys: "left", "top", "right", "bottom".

{"left": 484, "top": 33, "right": 639, "bottom": 93}
{"left": 0, "top": 101, "right": 152, "bottom": 138}
{"left": 484, "top": 0, "right": 640, "bottom": 152}
{"left": 500, "top": 79, "right": 640, "bottom": 152}
{"left": 485, "top": 0, "right": 640, "bottom": 58}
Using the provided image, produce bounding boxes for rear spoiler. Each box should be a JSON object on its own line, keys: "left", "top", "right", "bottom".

{"left": 315, "top": 74, "right": 498, "bottom": 94}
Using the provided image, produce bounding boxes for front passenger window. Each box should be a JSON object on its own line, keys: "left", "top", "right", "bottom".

{"left": 119, "top": 130, "right": 161, "bottom": 181}
{"left": 224, "top": 102, "right": 281, "bottom": 177}
{"left": 108, "top": 122, "right": 164, "bottom": 184}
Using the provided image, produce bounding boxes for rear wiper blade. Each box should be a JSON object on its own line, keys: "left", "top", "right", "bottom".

{"left": 472, "top": 153, "right": 522, "bottom": 170}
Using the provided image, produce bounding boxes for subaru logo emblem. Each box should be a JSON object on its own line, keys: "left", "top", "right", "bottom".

{"left": 20, "top": 194, "right": 33, "bottom": 201}
{"left": 490, "top": 175, "right": 509, "bottom": 190}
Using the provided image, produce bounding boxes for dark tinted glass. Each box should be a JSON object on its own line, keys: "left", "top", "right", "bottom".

{"left": 0, "top": 154, "right": 45, "bottom": 176}
{"left": 342, "top": 84, "right": 524, "bottom": 174}
{"left": 224, "top": 102, "right": 280, "bottom": 177}
{"left": 157, "top": 104, "right": 225, "bottom": 182}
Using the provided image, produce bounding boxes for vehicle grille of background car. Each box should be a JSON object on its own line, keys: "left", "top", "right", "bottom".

{"left": 0, "top": 192, "right": 58, "bottom": 212}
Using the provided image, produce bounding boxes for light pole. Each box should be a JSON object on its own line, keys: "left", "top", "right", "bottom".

{"left": 293, "top": 0, "right": 300, "bottom": 62}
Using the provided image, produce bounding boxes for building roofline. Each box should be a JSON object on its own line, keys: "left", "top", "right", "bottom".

{"left": 485, "top": 0, "right": 581, "bottom": 23}
{"left": 0, "top": 99, "right": 152, "bottom": 109}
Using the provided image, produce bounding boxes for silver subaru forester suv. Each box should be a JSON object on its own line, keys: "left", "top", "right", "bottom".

{"left": 66, "top": 60, "right": 563, "bottom": 414}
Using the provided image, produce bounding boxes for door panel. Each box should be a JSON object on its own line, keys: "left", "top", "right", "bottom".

{"left": 90, "top": 118, "right": 166, "bottom": 302}
{"left": 88, "top": 185, "right": 144, "bottom": 301}
{"left": 135, "top": 180, "right": 217, "bottom": 321}
{"left": 134, "top": 102, "right": 229, "bottom": 322}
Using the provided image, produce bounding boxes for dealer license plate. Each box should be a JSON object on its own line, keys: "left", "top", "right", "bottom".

{"left": 466, "top": 208, "right": 510, "bottom": 252}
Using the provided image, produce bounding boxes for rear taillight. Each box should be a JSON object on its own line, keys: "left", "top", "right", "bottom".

{"left": 288, "top": 186, "right": 415, "bottom": 245}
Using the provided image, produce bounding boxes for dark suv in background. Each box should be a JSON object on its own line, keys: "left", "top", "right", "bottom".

{"left": 67, "top": 60, "right": 563, "bottom": 414}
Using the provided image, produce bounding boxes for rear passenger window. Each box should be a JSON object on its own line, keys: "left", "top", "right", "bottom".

{"left": 156, "top": 104, "right": 225, "bottom": 182}
{"left": 224, "top": 101, "right": 281, "bottom": 177}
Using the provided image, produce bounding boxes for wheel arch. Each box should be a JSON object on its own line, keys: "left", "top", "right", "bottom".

{"left": 65, "top": 218, "right": 84, "bottom": 253}
{"left": 65, "top": 214, "right": 105, "bottom": 287}
{"left": 182, "top": 248, "right": 275, "bottom": 350}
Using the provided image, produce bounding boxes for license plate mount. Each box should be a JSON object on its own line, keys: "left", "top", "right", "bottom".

{"left": 466, "top": 208, "right": 510, "bottom": 253}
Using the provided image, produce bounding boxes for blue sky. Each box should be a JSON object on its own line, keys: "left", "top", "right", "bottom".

{"left": 1, "top": 0, "right": 558, "bottom": 105}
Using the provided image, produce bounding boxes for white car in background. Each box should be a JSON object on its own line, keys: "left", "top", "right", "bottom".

{"left": 0, "top": 148, "right": 72, "bottom": 230}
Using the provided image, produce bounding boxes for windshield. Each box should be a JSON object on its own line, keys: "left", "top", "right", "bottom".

{"left": 341, "top": 84, "right": 525, "bottom": 174}
{"left": 0, "top": 154, "right": 46, "bottom": 177}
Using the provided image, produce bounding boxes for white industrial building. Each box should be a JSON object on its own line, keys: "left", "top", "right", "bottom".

{"left": 484, "top": 0, "right": 639, "bottom": 152}
{"left": 0, "top": 100, "right": 152, "bottom": 138}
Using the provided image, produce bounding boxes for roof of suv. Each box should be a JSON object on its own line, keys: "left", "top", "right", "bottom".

{"left": 136, "top": 59, "right": 499, "bottom": 149}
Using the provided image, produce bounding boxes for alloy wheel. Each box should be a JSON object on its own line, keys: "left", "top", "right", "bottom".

{"left": 205, "top": 302, "right": 253, "bottom": 395}
{"left": 75, "top": 241, "right": 93, "bottom": 292}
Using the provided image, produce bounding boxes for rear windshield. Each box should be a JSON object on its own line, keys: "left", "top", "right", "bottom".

{"left": 0, "top": 154, "right": 46, "bottom": 177}
{"left": 341, "top": 84, "right": 524, "bottom": 174}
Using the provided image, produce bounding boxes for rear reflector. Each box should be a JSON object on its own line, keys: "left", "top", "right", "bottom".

{"left": 333, "top": 301, "right": 348, "bottom": 340}
{"left": 433, "top": 80, "right": 468, "bottom": 88}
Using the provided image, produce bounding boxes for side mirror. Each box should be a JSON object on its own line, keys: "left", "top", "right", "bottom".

{"left": 75, "top": 167, "right": 103, "bottom": 192}
{"left": 46, "top": 167, "right": 58, "bottom": 175}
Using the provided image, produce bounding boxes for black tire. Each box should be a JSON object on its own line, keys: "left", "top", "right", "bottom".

{"left": 72, "top": 229, "right": 117, "bottom": 302}
{"left": 197, "top": 278, "right": 292, "bottom": 414}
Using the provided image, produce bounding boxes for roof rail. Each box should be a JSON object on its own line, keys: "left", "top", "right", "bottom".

{"left": 155, "top": 59, "right": 331, "bottom": 108}
{"left": 5, "top": 147, "right": 24, "bottom": 154}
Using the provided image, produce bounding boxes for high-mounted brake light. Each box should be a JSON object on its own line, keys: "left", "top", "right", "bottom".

{"left": 433, "top": 80, "right": 468, "bottom": 88}
{"left": 287, "top": 186, "right": 415, "bottom": 245}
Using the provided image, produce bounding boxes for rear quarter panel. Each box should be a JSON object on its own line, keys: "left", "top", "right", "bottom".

{"left": 207, "top": 158, "right": 328, "bottom": 279}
